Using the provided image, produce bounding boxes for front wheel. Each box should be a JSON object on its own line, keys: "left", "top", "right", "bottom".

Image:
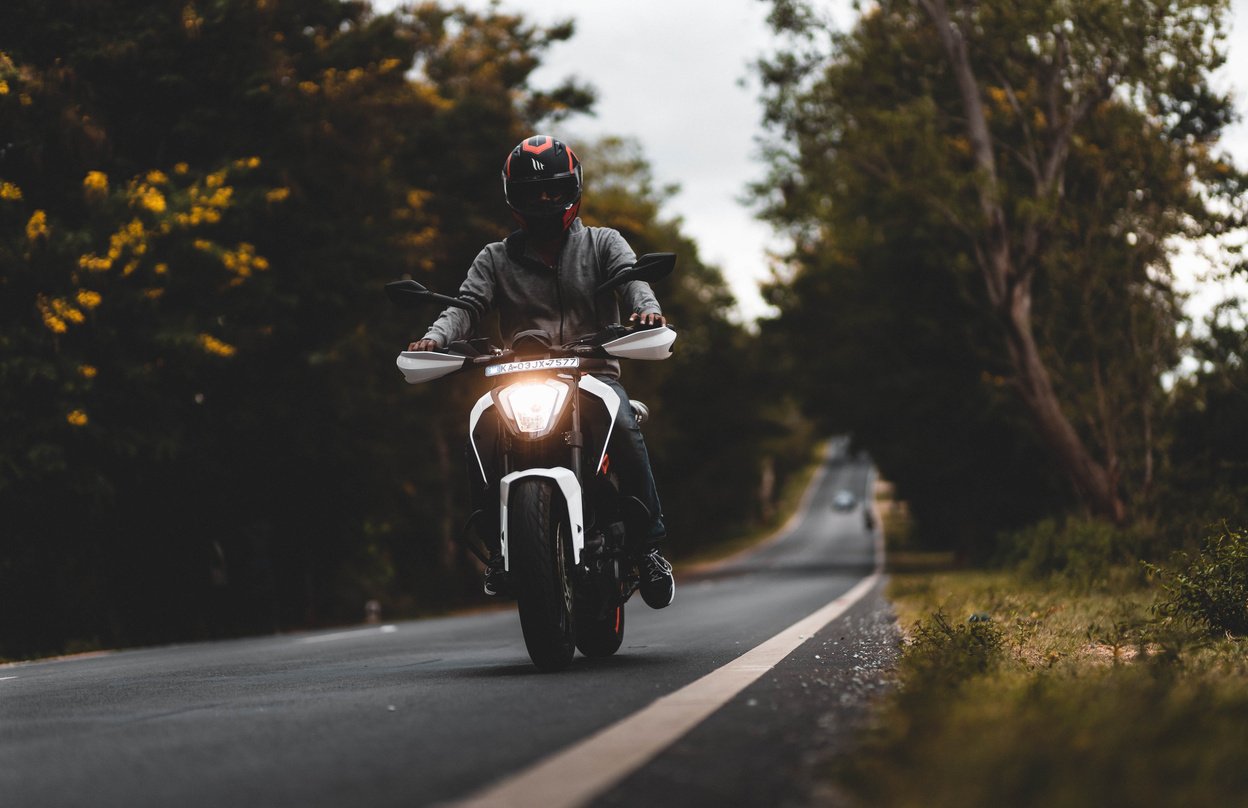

{"left": 509, "top": 479, "right": 576, "bottom": 672}
{"left": 575, "top": 602, "right": 625, "bottom": 658}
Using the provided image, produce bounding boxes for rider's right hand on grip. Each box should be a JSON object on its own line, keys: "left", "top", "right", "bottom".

{"left": 408, "top": 338, "right": 441, "bottom": 352}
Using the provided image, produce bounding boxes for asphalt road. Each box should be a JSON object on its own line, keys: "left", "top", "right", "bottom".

{"left": 0, "top": 444, "right": 894, "bottom": 808}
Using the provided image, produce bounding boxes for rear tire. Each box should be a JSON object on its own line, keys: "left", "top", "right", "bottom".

{"left": 575, "top": 602, "right": 625, "bottom": 658}
{"left": 510, "top": 479, "right": 576, "bottom": 672}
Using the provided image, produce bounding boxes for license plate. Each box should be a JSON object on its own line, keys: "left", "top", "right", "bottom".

{"left": 484, "top": 357, "right": 580, "bottom": 377}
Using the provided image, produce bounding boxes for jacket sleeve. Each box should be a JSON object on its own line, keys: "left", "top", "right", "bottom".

{"left": 599, "top": 228, "right": 661, "bottom": 317}
{"left": 422, "top": 248, "right": 495, "bottom": 347}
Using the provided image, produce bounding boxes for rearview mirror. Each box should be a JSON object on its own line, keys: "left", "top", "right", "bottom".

{"left": 594, "top": 252, "right": 676, "bottom": 296}
{"left": 385, "top": 279, "right": 474, "bottom": 312}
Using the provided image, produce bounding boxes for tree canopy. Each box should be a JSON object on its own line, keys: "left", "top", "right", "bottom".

{"left": 755, "top": 0, "right": 1245, "bottom": 551}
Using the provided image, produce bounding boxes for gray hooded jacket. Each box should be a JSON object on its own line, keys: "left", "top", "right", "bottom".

{"left": 422, "top": 219, "right": 661, "bottom": 379}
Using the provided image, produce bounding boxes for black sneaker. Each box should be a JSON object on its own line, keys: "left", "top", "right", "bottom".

{"left": 639, "top": 549, "right": 675, "bottom": 609}
{"left": 483, "top": 553, "right": 509, "bottom": 597}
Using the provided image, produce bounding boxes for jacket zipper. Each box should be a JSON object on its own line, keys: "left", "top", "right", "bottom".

{"left": 554, "top": 253, "right": 565, "bottom": 344}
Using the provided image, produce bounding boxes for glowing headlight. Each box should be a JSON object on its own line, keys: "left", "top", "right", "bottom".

{"left": 497, "top": 379, "right": 571, "bottom": 435}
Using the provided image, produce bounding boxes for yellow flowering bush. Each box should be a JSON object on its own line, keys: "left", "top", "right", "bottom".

{"left": 25, "top": 209, "right": 49, "bottom": 241}
{"left": 76, "top": 289, "right": 102, "bottom": 310}
{"left": 83, "top": 171, "right": 109, "bottom": 199}
{"left": 197, "top": 333, "right": 237, "bottom": 358}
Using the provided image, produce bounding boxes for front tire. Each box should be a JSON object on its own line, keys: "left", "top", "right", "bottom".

{"left": 510, "top": 479, "right": 576, "bottom": 672}
{"left": 575, "top": 602, "right": 625, "bottom": 658}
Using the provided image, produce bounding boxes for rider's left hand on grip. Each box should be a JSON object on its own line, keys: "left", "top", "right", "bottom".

{"left": 629, "top": 311, "right": 667, "bottom": 328}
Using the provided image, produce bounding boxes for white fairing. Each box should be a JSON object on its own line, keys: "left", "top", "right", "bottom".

{"left": 467, "top": 392, "right": 494, "bottom": 484}
{"left": 602, "top": 326, "right": 677, "bottom": 360}
{"left": 396, "top": 351, "right": 466, "bottom": 384}
{"left": 499, "top": 468, "right": 585, "bottom": 569}
{"left": 577, "top": 374, "right": 620, "bottom": 474}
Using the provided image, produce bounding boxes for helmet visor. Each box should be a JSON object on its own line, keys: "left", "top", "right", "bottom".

{"left": 508, "top": 175, "right": 580, "bottom": 212}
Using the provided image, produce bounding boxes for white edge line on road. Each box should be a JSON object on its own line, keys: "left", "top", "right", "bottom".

{"left": 452, "top": 572, "right": 881, "bottom": 808}
{"left": 0, "top": 676, "right": 18, "bottom": 682}
{"left": 294, "top": 625, "right": 397, "bottom": 645}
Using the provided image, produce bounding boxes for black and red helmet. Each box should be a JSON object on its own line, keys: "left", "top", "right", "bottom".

{"left": 502, "top": 135, "right": 583, "bottom": 237}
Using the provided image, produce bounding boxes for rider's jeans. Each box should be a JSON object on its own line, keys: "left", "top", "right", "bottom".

{"left": 467, "top": 375, "right": 665, "bottom": 550}
{"left": 596, "top": 376, "right": 666, "bottom": 544}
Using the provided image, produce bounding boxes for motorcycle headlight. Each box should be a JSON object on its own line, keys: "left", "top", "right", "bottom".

{"left": 496, "top": 378, "right": 572, "bottom": 437}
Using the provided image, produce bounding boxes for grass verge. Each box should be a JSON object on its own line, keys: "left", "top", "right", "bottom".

{"left": 834, "top": 523, "right": 1248, "bottom": 807}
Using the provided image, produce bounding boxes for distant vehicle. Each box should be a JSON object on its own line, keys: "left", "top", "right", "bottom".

{"left": 832, "top": 489, "right": 857, "bottom": 511}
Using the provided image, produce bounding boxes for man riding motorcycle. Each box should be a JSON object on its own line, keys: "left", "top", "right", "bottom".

{"left": 407, "top": 135, "right": 675, "bottom": 609}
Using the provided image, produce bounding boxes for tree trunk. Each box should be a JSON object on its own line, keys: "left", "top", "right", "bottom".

{"left": 921, "top": 0, "right": 1128, "bottom": 523}
{"left": 1002, "top": 285, "right": 1127, "bottom": 523}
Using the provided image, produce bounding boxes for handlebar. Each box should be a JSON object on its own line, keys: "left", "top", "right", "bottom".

{"left": 434, "top": 322, "right": 671, "bottom": 363}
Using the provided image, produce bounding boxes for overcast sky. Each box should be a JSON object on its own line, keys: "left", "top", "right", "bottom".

{"left": 376, "top": 0, "right": 1248, "bottom": 323}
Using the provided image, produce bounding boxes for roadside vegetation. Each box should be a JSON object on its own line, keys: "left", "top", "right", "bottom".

{"left": 836, "top": 514, "right": 1248, "bottom": 807}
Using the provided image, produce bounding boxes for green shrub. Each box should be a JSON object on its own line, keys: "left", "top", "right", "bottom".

{"left": 1149, "top": 524, "right": 1248, "bottom": 636}
{"left": 994, "top": 516, "right": 1155, "bottom": 588}
{"left": 903, "top": 610, "right": 1003, "bottom": 690}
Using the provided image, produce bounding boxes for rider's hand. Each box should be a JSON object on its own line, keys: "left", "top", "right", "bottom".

{"left": 629, "top": 311, "right": 667, "bottom": 328}
{"left": 408, "top": 338, "right": 441, "bottom": 352}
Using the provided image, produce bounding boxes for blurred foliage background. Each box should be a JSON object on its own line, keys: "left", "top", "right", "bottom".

{"left": 4, "top": 0, "right": 1248, "bottom": 661}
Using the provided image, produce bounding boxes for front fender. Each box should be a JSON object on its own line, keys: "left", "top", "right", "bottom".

{"left": 499, "top": 468, "right": 585, "bottom": 570}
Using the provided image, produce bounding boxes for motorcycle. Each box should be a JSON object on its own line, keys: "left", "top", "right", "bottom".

{"left": 385, "top": 253, "right": 677, "bottom": 672}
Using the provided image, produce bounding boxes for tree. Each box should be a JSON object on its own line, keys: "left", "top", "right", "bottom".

{"left": 756, "top": 0, "right": 1242, "bottom": 536}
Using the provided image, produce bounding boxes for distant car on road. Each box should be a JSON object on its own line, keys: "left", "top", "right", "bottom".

{"left": 832, "top": 489, "right": 857, "bottom": 511}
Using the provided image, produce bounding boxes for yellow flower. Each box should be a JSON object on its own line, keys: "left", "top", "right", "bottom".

{"left": 76, "top": 289, "right": 102, "bottom": 310}
{"left": 197, "top": 333, "right": 237, "bottom": 358}
{"left": 0, "top": 180, "right": 22, "bottom": 201}
{"left": 66, "top": 410, "right": 89, "bottom": 427}
{"left": 26, "top": 209, "right": 49, "bottom": 241}
{"left": 146, "top": 170, "right": 169, "bottom": 185}
{"left": 42, "top": 314, "right": 67, "bottom": 334}
{"left": 154, "top": 262, "right": 169, "bottom": 275}
{"left": 0, "top": 79, "right": 8, "bottom": 95}
{"left": 174, "top": 162, "right": 189, "bottom": 175}
{"left": 79, "top": 254, "right": 112, "bottom": 272}
{"left": 79, "top": 364, "right": 98, "bottom": 379}
{"left": 265, "top": 187, "right": 290, "bottom": 203}
{"left": 83, "top": 171, "right": 109, "bottom": 198}
{"left": 143, "top": 288, "right": 165, "bottom": 300}
{"left": 298, "top": 81, "right": 319, "bottom": 95}
{"left": 379, "top": 58, "right": 402, "bottom": 73}
{"left": 138, "top": 185, "right": 167, "bottom": 213}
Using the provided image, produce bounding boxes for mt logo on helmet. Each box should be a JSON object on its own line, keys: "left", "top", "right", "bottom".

{"left": 502, "top": 135, "right": 583, "bottom": 238}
